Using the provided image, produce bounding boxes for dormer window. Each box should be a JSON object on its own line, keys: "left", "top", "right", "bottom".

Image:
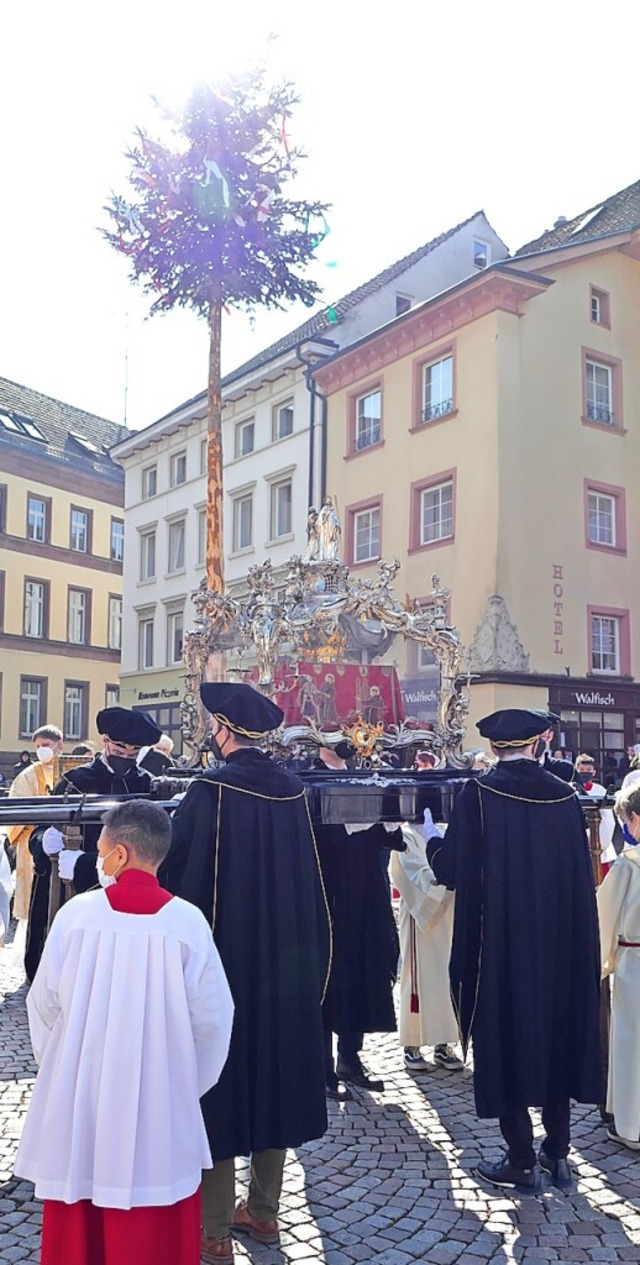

{"left": 473, "top": 239, "right": 490, "bottom": 269}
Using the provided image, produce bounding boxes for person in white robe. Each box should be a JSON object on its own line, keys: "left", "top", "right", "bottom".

{"left": 390, "top": 810, "right": 461, "bottom": 1071}
{"left": 14, "top": 798, "right": 234, "bottom": 1265}
{"left": 597, "top": 782, "right": 640, "bottom": 1150}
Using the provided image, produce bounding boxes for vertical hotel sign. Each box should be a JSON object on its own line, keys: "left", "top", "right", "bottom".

{"left": 552, "top": 564, "right": 564, "bottom": 657}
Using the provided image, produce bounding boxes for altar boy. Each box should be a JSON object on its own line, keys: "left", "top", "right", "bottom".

{"left": 15, "top": 799, "right": 234, "bottom": 1265}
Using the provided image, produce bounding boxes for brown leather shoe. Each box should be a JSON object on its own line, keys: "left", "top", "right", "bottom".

{"left": 201, "top": 1232, "right": 234, "bottom": 1263}
{"left": 232, "top": 1200, "right": 279, "bottom": 1244}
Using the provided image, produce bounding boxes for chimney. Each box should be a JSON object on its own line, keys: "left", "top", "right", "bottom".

{"left": 554, "top": 215, "right": 568, "bottom": 228}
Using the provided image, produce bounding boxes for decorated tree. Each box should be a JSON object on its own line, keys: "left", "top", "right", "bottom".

{"left": 104, "top": 71, "right": 328, "bottom": 590}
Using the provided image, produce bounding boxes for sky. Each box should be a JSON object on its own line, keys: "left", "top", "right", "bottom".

{"left": 1, "top": 0, "right": 638, "bottom": 433}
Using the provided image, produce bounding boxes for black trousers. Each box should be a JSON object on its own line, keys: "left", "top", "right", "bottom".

{"left": 323, "top": 1026, "right": 363, "bottom": 1076}
{"left": 499, "top": 1099, "right": 571, "bottom": 1170}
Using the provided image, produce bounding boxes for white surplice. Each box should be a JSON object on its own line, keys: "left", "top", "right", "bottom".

{"left": 14, "top": 890, "right": 234, "bottom": 1208}
{"left": 391, "top": 824, "right": 458, "bottom": 1048}
{"left": 597, "top": 847, "right": 640, "bottom": 1141}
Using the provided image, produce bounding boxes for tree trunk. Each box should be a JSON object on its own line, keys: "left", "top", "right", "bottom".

{"left": 206, "top": 282, "right": 224, "bottom": 591}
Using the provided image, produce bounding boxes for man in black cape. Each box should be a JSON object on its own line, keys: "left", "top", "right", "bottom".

{"left": 427, "top": 708, "right": 603, "bottom": 1194}
{"left": 313, "top": 743, "right": 405, "bottom": 1098}
{"left": 160, "top": 683, "right": 331, "bottom": 1265}
{"left": 25, "top": 706, "right": 160, "bottom": 980}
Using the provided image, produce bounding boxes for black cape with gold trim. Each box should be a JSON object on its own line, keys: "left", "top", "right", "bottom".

{"left": 427, "top": 760, "right": 603, "bottom": 1117}
{"left": 315, "top": 820, "right": 403, "bottom": 1035}
{"left": 160, "top": 748, "right": 330, "bottom": 1160}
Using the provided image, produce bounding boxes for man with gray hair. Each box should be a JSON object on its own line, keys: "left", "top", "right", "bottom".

{"left": 15, "top": 798, "right": 234, "bottom": 1265}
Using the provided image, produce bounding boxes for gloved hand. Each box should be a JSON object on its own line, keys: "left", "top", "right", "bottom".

{"left": 57, "top": 849, "right": 83, "bottom": 882}
{"left": 42, "top": 827, "right": 64, "bottom": 856}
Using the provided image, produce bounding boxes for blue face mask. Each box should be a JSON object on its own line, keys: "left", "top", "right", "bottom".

{"left": 622, "top": 823, "right": 638, "bottom": 848}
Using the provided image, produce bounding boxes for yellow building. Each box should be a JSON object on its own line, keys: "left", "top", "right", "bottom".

{"left": 0, "top": 377, "right": 128, "bottom": 778}
{"left": 314, "top": 179, "right": 640, "bottom": 771}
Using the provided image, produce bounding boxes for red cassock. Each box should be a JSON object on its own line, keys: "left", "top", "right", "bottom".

{"left": 40, "top": 871, "right": 201, "bottom": 1265}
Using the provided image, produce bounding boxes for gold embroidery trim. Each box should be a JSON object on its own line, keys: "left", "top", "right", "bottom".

{"left": 304, "top": 797, "right": 333, "bottom": 1004}
{"left": 479, "top": 784, "right": 576, "bottom": 804}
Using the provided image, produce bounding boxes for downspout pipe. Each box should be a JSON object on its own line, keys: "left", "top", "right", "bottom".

{"left": 297, "top": 339, "right": 335, "bottom": 508}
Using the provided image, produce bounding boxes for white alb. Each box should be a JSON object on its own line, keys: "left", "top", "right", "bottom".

{"left": 14, "top": 888, "right": 234, "bottom": 1208}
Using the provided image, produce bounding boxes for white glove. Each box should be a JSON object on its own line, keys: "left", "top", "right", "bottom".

{"left": 416, "top": 807, "right": 442, "bottom": 843}
{"left": 57, "top": 849, "right": 82, "bottom": 881}
{"left": 42, "top": 827, "right": 64, "bottom": 856}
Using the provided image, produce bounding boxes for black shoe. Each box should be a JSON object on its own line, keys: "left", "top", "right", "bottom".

{"left": 539, "top": 1150, "right": 575, "bottom": 1192}
{"left": 476, "top": 1153, "right": 541, "bottom": 1194}
{"left": 326, "top": 1072, "right": 353, "bottom": 1101}
{"left": 336, "top": 1057, "right": 385, "bottom": 1092}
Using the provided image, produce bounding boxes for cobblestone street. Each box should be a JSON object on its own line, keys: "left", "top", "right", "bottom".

{"left": 1, "top": 931, "right": 639, "bottom": 1265}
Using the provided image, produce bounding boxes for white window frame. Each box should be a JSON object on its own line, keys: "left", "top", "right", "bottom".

{"left": 167, "top": 518, "right": 186, "bottom": 573}
{"left": 64, "top": 684, "right": 86, "bottom": 741}
{"left": 232, "top": 493, "right": 253, "bottom": 552}
{"left": 170, "top": 450, "right": 187, "bottom": 487}
{"left": 422, "top": 355, "right": 453, "bottom": 423}
{"left": 269, "top": 478, "right": 293, "bottom": 541}
{"left": 473, "top": 239, "right": 490, "bottom": 269}
{"left": 105, "top": 685, "right": 120, "bottom": 708}
{"left": 591, "top": 292, "right": 601, "bottom": 323}
{"left": 586, "top": 359, "right": 613, "bottom": 425}
{"left": 197, "top": 507, "right": 206, "bottom": 566}
{"left": 140, "top": 530, "right": 156, "bottom": 581}
{"left": 353, "top": 505, "right": 380, "bottom": 564}
{"left": 138, "top": 616, "right": 155, "bottom": 670}
{"left": 20, "top": 678, "right": 43, "bottom": 737}
{"left": 67, "top": 589, "right": 88, "bottom": 645}
{"left": 142, "top": 465, "right": 157, "bottom": 499}
{"left": 355, "top": 389, "right": 382, "bottom": 450}
{"left": 587, "top": 490, "right": 616, "bottom": 547}
{"left": 70, "top": 508, "right": 89, "bottom": 553}
{"left": 591, "top": 614, "right": 620, "bottom": 674}
{"left": 420, "top": 481, "right": 453, "bottom": 544}
{"left": 108, "top": 596, "right": 123, "bottom": 650}
{"left": 24, "top": 580, "right": 45, "bottom": 638}
{"left": 27, "top": 495, "right": 47, "bottom": 542}
{"left": 110, "top": 518, "right": 124, "bottom": 562}
{"left": 235, "top": 418, "right": 255, "bottom": 458}
{"left": 200, "top": 437, "right": 208, "bottom": 475}
{"left": 167, "top": 608, "right": 185, "bottom": 666}
{"left": 272, "top": 401, "right": 294, "bottom": 442}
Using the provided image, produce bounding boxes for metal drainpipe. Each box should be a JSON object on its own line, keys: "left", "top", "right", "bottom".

{"left": 318, "top": 384, "right": 328, "bottom": 502}
{"left": 297, "top": 339, "right": 337, "bottom": 507}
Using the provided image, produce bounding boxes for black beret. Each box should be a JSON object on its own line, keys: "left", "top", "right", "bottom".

{"left": 334, "top": 740, "right": 356, "bottom": 761}
{"left": 200, "top": 682, "right": 283, "bottom": 736}
{"left": 96, "top": 707, "right": 162, "bottom": 746}
{"left": 477, "top": 708, "right": 559, "bottom": 748}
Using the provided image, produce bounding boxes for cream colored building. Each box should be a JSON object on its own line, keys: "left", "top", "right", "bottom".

{"left": 112, "top": 212, "right": 508, "bottom": 744}
{"left": 0, "top": 377, "right": 127, "bottom": 778}
{"left": 314, "top": 179, "right": 640, "bottom": 771}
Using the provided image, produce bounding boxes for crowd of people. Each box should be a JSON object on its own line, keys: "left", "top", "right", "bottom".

{"left": 2, "top": 692, "right": 640, "bottom": 1264}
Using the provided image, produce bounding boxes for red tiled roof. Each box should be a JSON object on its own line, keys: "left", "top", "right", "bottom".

{"left": 515, "top": 178, "right": 640, "bottom": 257}
{"left": 221, "top": 211, "right": 484, "bottom": 386}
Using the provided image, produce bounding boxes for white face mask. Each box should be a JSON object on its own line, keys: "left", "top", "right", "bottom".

{"left": 37, "top": 746, "right": 55, "bottom": 763}
{"left": 97, "top": 848, "right": 121, "bottom": 889}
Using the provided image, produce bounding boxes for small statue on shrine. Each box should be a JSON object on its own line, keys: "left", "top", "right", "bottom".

{"left": 303, "top": 507, "right": 320, "bottom": 561}
{"left": 316, "top": 495, "right": 342, "bottom": 561}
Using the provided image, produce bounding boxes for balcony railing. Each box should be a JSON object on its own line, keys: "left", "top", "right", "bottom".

{"left": 586, "top": 401, "right": 614, "bottom": 425}
{"left": 422, "top": 398, "right": 454, "bottom": 423}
